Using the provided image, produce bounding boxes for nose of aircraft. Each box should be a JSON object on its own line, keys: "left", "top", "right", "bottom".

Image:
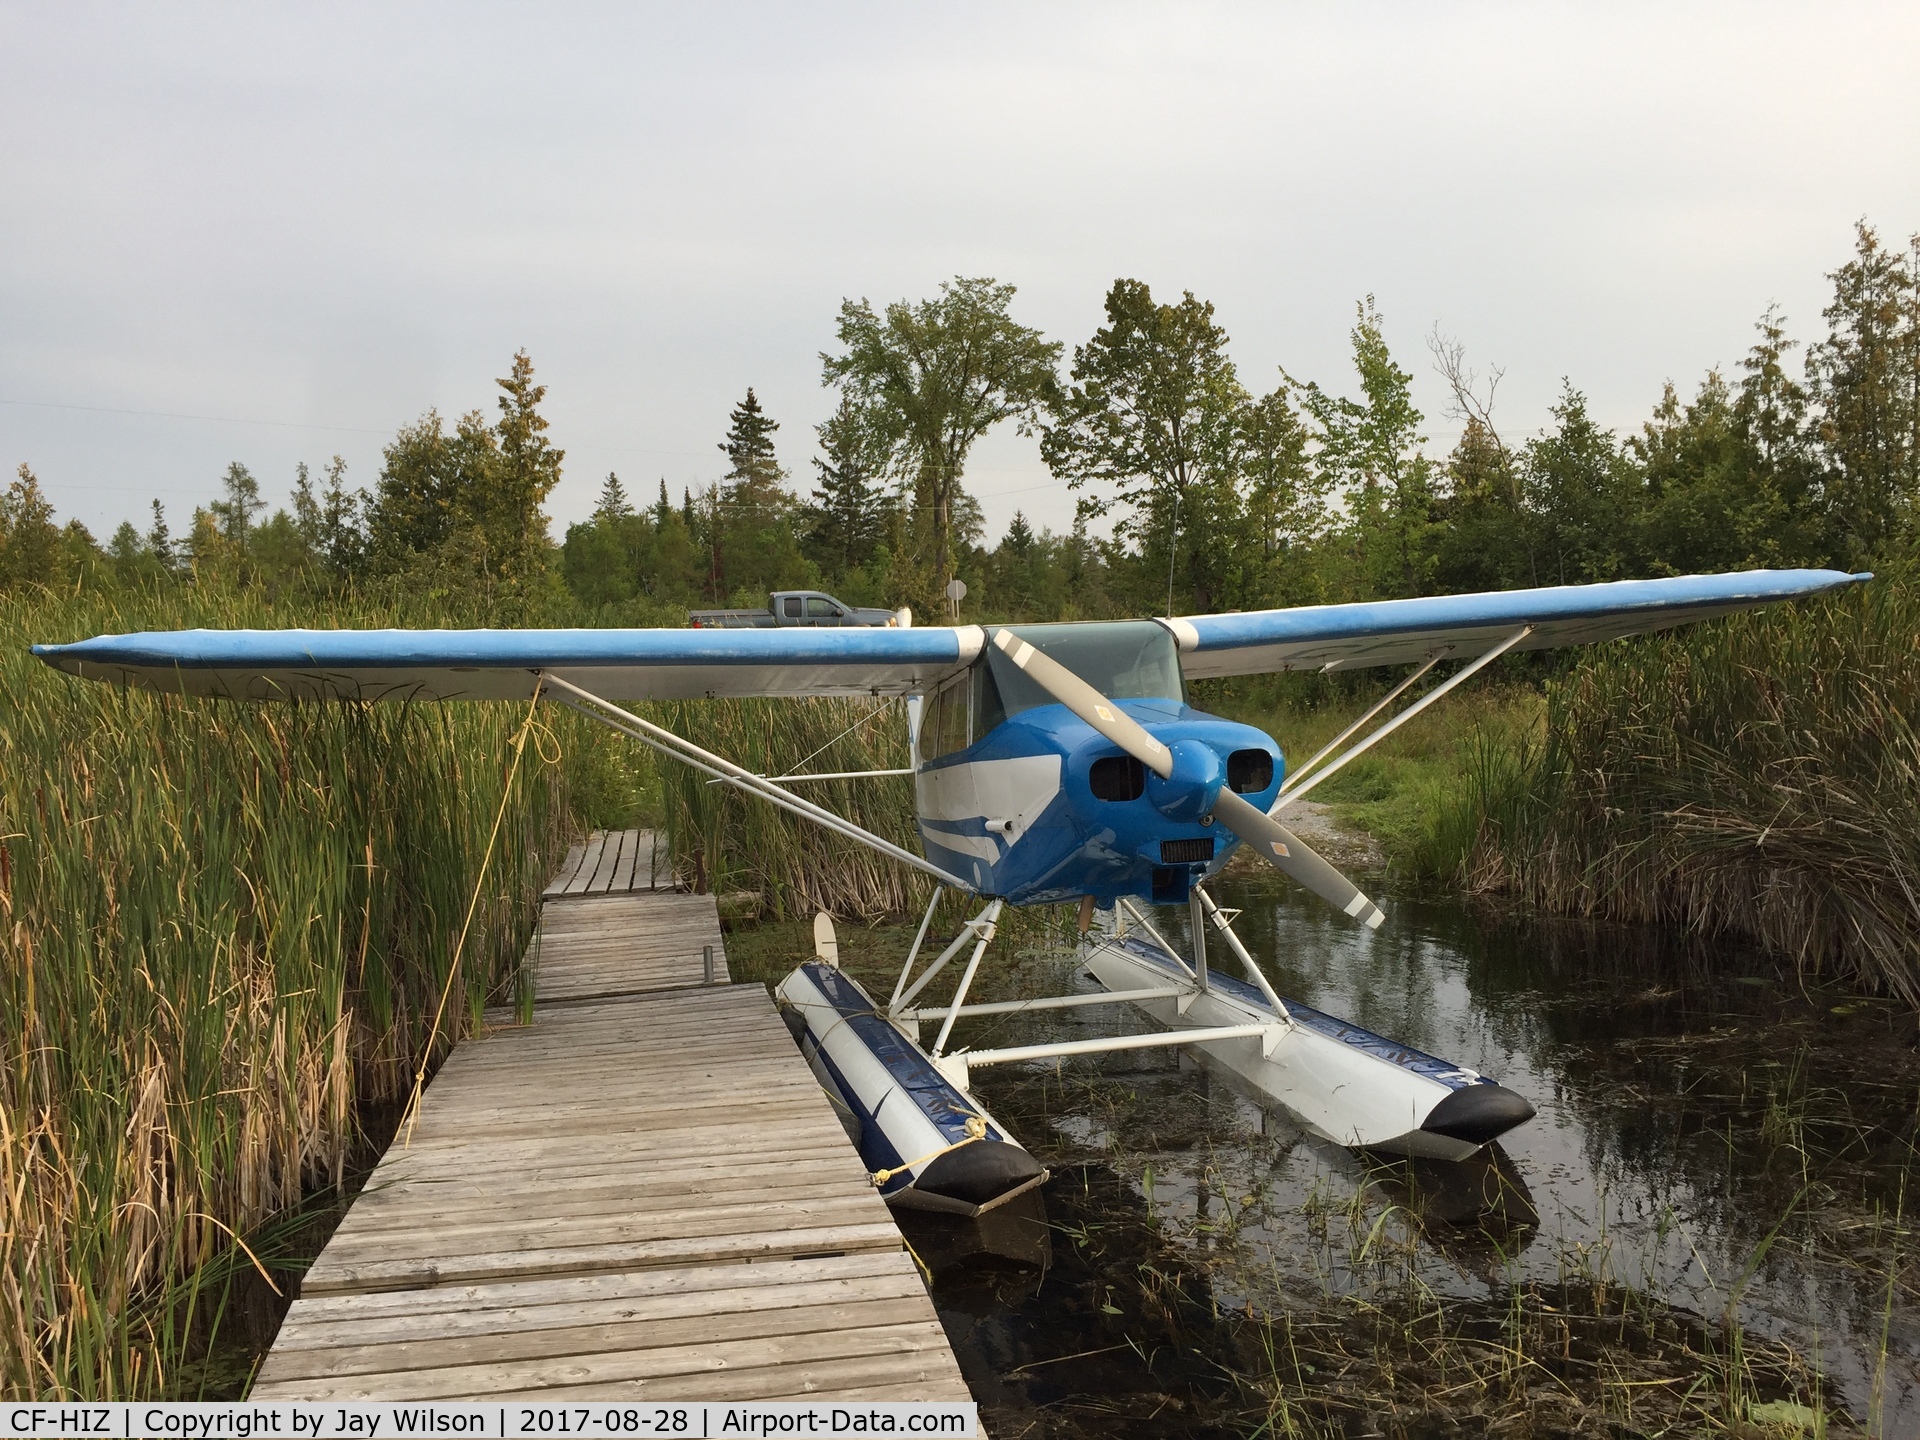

{"left": 1146, "top": 738, "right": 1225, "bottom": 822}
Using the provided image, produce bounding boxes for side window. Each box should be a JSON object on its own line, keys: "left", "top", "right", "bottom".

{"left": 972, "top": 658, "right": 1006, "bottom": 738}
{"left": 917, "top": 686, "right": 941, "bottom": 762}
{"left": 781, "top": 596, "right": 802, "bottom": 619}
{"left": 806, "top": 597, "right": 837, "bottom": 619}
{"left": 920, "top": 676, "right": 971, "bottom": 761}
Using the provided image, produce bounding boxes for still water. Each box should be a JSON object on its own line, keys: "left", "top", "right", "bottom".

{"left": 872, "top": 875, "right": 1919, "bottom": 1437}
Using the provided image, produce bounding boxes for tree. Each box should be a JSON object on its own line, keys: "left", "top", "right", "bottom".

{"left": 1294, "top": 299, "right": 1437, "bottom": 600}
{"left": 316, "top": 456, "right": 366, "bottom": 578}
{"left": 292, "top": 461, "right": 324, "bottom": 549}
{"left": 564, "top": 472, "right": 644, "bottom": 606}
{"left": 1428, "top": 330, "right": 1534, "bottom": 593}
{"left": 562, "top": 514, "right": 634, "bottom": 607}
{"left": 595, "top": 472, "right": 634, "bottom": 523}
{"left": 1237, "top": 383, "right": 1328, "bottom": 607}
{"left": 1042, "top": 279, "right": 1249, "bottom": 613}
{"left": 822, "top": 277, "right": 1060, "bottom": 592}
{"left": 146, "top": 499, "right": 175, "bottom": 572}
{"left": 489, "top": 349, "right": 564, "bottom": 578}
{"left": 706, "top": 389, "right": 808, "bottom": 602}
{"left": 1806, "top": 223, "right": 1920, "bottom": 564}
{"left": 805, "top": 395, "right": 889, "bottom": 579}
{"left": 0, "top": 464, "right": 59, "bottom": 589}
{"left": 109, "top": 520, "right": 143, "bottom": 564}
{"left": 209, "top": 462, "right": 265, "bottom": 546}
{"left": 1523, "top": 384, "right": 1642, "bottom": 585}
{"left": 1432, "top": 417, "right": 1534, "bottom": 593}
{"left": 364, "top": 350, "right": 562, "bottom": 588}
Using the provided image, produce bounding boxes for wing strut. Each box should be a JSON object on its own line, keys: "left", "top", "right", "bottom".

{"left": 540, "top": 672, "right": 975, "bottom": 893}
{"left": 1272, "top": 626, "right": 1532, "bottom": 815}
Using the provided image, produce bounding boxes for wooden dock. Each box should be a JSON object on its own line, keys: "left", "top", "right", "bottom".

{"left": 252, "top": 830, "right": 969, "bottom": 1403}
{"left": 544, "top": 827, "right": 664, "bottom": 898}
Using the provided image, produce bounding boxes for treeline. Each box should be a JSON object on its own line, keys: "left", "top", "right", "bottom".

{"left": 4, "top": 225, "right": 1916, "bottom": 622}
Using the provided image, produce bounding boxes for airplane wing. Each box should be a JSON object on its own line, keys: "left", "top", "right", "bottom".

{"left": 31, "top": 569, "right": 1866, "bottom": 700}
{"left": 1166, "top": 569, "right": 1870, "bottom": 678}
{"left": 28, "top": 625, "right": 981, "bottom": 701}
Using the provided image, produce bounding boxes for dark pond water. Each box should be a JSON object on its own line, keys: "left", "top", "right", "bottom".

{"left": 803, "top": 874, "right": 1920, "bottom": 1438}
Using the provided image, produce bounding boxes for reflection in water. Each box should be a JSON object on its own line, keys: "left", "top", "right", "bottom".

{"left": 890, "top": 876, "right": 1918, "bottom": 1434}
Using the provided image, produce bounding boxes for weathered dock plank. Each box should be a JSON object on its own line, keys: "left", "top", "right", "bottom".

{"left": 529, "top": 892, "right": 729, "bottom": 1001}
{"left": 543, "top": 828, "right": 664, "bottom": 899}
{"left": 252, "top": 870, "right": 968, "bottom": 1403}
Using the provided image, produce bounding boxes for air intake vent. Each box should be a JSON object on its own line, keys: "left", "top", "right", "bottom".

{"left": 1089, "top": 755, "right": 1146, "bottom": 801}
{"left": 1159, "top": 837, "right": 1215, "bottom": 864}
{"left": 1227, "top": 748, "right": 1274, "bottom": 794}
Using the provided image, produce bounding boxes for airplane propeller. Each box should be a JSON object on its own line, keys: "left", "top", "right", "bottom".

{"left": 990, "top": 629, "right": 1386, "bottom": 930}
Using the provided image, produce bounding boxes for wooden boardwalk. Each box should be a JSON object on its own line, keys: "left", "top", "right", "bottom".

{"left": 252, "top": 843, "right": 969, "bottom": 1403}
{"left": 544, "top": 828, "right": 662, "bottom": 898}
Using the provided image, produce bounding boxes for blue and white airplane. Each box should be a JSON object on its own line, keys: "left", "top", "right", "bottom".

{"left": 35, "top": 567, "right": 1866, "bottom": 1216}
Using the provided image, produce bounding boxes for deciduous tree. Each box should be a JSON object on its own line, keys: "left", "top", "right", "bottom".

{"left": 823, "top": 277, "right": 1059, "bottom": 594}
{"left": 1042, "top": 279, "right": 1248, "bottom": 613}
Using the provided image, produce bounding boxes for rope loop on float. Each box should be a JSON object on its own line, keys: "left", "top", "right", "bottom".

{"left": 871, "top": 1113, "right": 989, "bottom": 1186}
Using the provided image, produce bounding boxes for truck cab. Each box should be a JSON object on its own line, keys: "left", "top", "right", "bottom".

{"left": 771, "top": 591, "right": 891, "bottom": 626}
{"left": 688, "top": 590, "right": 903, "bottom": 629}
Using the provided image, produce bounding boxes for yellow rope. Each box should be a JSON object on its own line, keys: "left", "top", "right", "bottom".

{"left": 403, "top": 682, "right": 546, "bottom": 1146}
{"left": 872, "top": 1113, "right": 988, "bottom": 1186}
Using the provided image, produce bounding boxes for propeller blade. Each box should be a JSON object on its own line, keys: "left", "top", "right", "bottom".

{"left": 1211, "top": 789, "right": 1386, "bottom": 930}
{"left": 988, "top": 627, "right": 1386, "bottom": 932}
{"left": 991, "top": 628, "right": 1173, "bottom": 778}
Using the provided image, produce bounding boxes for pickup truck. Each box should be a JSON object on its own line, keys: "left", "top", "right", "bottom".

{"left": 688, "top": 590, "right": 904, "bottom": 629}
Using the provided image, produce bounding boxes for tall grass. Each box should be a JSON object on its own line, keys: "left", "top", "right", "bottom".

{"left": 0, "top": 583, "right": 573, "bottom": 1398}
{"left": 662, "top": 696, "right": 924, "bottom": 919}
{"left": 1426, "top": 568, "right": 1920, "bottom": 1004}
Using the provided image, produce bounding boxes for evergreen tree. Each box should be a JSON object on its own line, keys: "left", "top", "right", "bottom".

{"left": 595, "top": 472, "right": 635, "bottom": 522}
{"left": 109, "top": 520, "right": 143, "bottom": 563}
{"left": 364, "top": 350, "right": 561, "bottom": 589}
{"left": 146, "top": 499, "right": 175, "bottom": 572}
{"left": 490, "top": 349, "right": 564, "bottom": 578}
{"left": 719, "top": 389, "right": 782, "bottom": 502}
{"left": 709, "top": 388, "right": 808, "bottom": 601}
{"left": 0, "top": 464, "right": 59, "bottom": 589}
{"left": 1806, "top": 223, "right": 1920, "bottom": 565}
{"left": 806, "top": 396, "right": 887, "bottom": 578}
{"left": 209, "top": 461, "right": 265, "bottom": 546}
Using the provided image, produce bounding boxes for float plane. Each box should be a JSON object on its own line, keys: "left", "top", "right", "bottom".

{"left": 35, "top": 568, "right": 1866, "bottom": 1216}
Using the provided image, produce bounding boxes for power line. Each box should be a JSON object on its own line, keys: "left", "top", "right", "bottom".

{"left": 0, "top": 396, "right": 392, "bottom": 435}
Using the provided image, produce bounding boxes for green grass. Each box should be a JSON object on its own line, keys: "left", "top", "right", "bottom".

{"left": 0, "top": 582, "right": 581, "bottom": 1399}
{"left": 1200, "top": 681, "right": 1544, "bottom": 868}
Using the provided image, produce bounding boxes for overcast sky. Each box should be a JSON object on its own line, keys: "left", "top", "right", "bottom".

{"left": 3, "top": 3, "right": 1917, "bottom": 546}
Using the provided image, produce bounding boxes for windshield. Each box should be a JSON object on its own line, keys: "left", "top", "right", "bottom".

{"left": 975, "top": 621, "right": 1184, "bottom": 734}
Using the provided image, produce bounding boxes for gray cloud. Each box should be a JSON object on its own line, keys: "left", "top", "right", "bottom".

{"left": 3, "top": 2, "right": 1916, "bottom": 544}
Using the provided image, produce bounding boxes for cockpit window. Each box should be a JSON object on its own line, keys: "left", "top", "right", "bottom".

{"left": 975, "top": 621, "right": 1184, "bottom": 734}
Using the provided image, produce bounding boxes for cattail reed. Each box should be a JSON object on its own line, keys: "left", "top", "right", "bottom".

{"left": 661, "top": 695, "right": 923, "bottom": 919}
{"left": 0, "top": 583, "right": 572, "bottom": 1398}
{"left": 1428, "top": 564, "right": 1920, "bottom": 1005}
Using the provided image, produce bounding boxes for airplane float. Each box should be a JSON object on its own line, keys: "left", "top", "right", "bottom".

{"left": 34, "top": 567, "right": 1866, "bottom": 1218}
